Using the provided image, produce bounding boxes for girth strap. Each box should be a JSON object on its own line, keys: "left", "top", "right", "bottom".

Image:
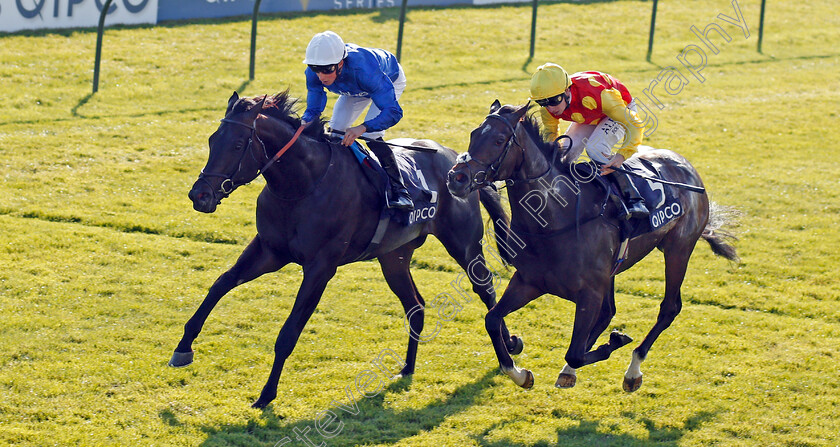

{"left": 352, "top": 208, "right": 391, "bottom": 262}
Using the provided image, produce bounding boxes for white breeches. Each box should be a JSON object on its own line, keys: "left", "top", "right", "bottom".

{"left": 564, "top": 100, "right": 637, "bottom": 164}
{"left": 328, "top": 65, "right": 406, "bottom": 140}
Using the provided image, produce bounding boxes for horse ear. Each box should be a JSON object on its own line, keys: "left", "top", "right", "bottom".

{"left": 513, "top": 102, "right": 530, "bottom": 119}
{"left": 490, "top": 99, "right": 502, "bottom": 114}
{"left": 247, "top": 95, "right": 267, "bottom": 120}
{"left": 226, "top": 91, "right": 239, "bottom": 115}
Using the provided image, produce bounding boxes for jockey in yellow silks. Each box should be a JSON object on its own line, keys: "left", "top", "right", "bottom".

{"left": 530, "top": 63, "right": 649, "bottom": 220}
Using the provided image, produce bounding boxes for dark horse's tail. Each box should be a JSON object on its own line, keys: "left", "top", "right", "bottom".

{"left": 702, "top": 202, "right": 740, "bottom": 262}
{"left": 478, "top": 186, "right": 514, "bottom": 265}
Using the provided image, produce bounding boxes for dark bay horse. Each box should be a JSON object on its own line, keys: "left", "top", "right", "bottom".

{"left": 447, "top": 101, "right": 738, "bottom": 391}
{"left": 171, "top": 91, "right": 522, "bottom": 409}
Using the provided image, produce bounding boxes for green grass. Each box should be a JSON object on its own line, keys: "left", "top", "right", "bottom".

{"left": 1, "top": 0, "right": 839, "bottom": 445}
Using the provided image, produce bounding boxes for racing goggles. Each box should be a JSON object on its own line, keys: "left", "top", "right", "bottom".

{"left": 308, "top": 64, "right": 338, "bottom": 74}
{"left": 534, "top": 93, "right": 566, "bottom": 108}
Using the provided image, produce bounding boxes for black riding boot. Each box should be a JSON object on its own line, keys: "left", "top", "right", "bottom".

{"left": 608, "top": 171, "right": 649, "bottom": 220}
{"left": 366, "top": 139, "right": 414, "bottom": 211}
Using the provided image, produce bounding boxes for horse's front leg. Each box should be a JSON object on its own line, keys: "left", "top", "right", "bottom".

{"left": 468, "top": 248, "right": 523, "bottom": 356}
{"left": 485, "top": 272, "right": 541, "bottom": 388}
{"left": 559, "top": 286, "right": 632, "bottom": 387}
{"left": 252, "top": 260, "right": 337, "bottom": 409}
{"left": 169, "top": 236, "right": 287, "bottom": 367}
{"left": 433, "top": 213, "right": 522, "bottom": 356}
{"left": 556, "top": 279, "right": 631, "bottom": 388}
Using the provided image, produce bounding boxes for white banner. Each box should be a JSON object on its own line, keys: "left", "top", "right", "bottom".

{"left": 0, "top": 0, "right": 158, "bottom": 33}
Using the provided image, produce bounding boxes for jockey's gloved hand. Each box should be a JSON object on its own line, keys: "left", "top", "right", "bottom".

{"left": 601, "top": 153, "right": 626, "bottom": 175}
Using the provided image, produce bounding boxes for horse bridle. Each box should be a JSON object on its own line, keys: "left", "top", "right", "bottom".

{"left": 458, "top": 113, "right": 549, "bottom": 191}
{"left": 198, "top": 110, "right": 310, "bottom": 202}
{"left": 196, "top": 116, "right": 270, "bottom": 199}
{"left": 460, "top": 114, "right": 522, "bottom": 190}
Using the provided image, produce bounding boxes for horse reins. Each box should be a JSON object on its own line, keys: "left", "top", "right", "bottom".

{"left": 260, "top": 124, "right": 305, "bottom": 173}
{"left": 220, "top": 116, "right": 305, "bottom": 174}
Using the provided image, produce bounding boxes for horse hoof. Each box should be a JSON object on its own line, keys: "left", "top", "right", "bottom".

{"left": 610, "top": 331, "right": 633, "bottom": 348}
{"left": 521, "top": 369, "right": 535, "bottom": 389}
{"left": 508, "top": 335, "right": 524, "bottom": 355}
{"left": 252, "top": 394, "right": 276, "bottom": 409}
{"left": 168, "top": 350, "right": 194, "bottom": 367}
{"left": 555, "top": 373, "right": 577, "bottom": 388}
{"left": 623, "top": 375, "right": 643, "bottom": 392}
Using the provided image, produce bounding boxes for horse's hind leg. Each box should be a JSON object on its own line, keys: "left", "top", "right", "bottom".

{"left": 623, "top": 244, "right": 693, "bottom": 392}
{"left": 170, "top": 236, "right": 287, "bottom": 367}
{"left": 378, "top": 245, "right": 424, "bottom": 377}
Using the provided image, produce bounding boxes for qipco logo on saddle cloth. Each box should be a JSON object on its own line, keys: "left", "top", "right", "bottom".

{"left": 407, "top": 204, "right": 437, "bottom": 226}
{"left": 406, "top": 168, "right": 438, "bottom": 226}
{"left": 643, "top": 180, "right": 683, "bottom": 229}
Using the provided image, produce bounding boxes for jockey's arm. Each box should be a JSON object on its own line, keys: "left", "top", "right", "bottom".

{"left": 359, "top": 69, "right": 403, "bottom": 133}
{"left": 601, "top": 88, "right": 645, "bottom": 160}
{"left": 301, "top": 69, "right": 328, "bottom": 124}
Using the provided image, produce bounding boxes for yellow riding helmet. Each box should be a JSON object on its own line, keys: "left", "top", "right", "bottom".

{"left": 529, "top": 63, "right": 571, "bottom": 100}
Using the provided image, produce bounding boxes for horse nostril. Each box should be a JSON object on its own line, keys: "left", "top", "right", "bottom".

{"left": 189, "top": 189, "right": 208, "bottom": 203}
{"left": 448, "top": 170, "right": 466, "bottom": 186}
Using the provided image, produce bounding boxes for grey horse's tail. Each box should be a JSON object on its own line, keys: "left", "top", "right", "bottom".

{"left": 702, "top": 202, "right": 740, "bottom": 262}
{"left": 478, "top": 186, "right": 514, "bottom": 265}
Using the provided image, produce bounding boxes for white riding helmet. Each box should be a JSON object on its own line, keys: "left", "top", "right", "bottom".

{"left": 303, "top": 31, "right": 346, "bottom": 66}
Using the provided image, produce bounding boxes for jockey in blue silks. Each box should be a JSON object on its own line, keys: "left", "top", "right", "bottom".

{"left": 301, "top": 30, "right": 413, "bottom": 211}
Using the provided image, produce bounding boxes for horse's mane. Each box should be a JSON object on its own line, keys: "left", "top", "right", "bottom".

{"left": 498, "top": 104, "right": 573, "bottom": 171}
{"left": 231, "top": 90, "right": 328, "bottom": 140}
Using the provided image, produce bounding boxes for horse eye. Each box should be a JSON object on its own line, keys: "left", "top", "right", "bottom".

{"left": 496, "top": 136, "right": 506, "bottom": 146}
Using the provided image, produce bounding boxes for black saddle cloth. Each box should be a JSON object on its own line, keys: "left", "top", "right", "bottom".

{"left": 614, "top": 157, "right": 684, "bottom": 239}
{"left": 343, "top": 141, "right": 437, "bottom": 226}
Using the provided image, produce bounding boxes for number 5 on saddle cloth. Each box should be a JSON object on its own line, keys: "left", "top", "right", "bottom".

{"left": 608, "top": 156, "right": 685, "bottom": 275}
